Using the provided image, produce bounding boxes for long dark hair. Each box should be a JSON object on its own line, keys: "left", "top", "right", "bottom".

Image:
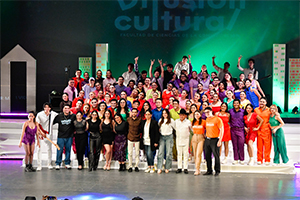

{"left": 116, "top": 98, "right": 129, "bottom": 119}
{"left": 159, "top": 109, "right": 171, "bottom": 127}
{"left": 220, "top": 102, "right": 229, "bottom": 113}
{"left": 222, "top": 72, "right": 237, "bottom": 89}
{"left": 192, "top": 110, "right": 202, "bottom": 126}
{"left": 244, "top": 103, "right": 254, "bottom": 116}
{"left": 28, "top": 111, "right": 36, "bottom": 123}
{"left": 140, "top": 101, "right": 151, "bottom": 119}
{"left": 100, "top": 109, "right": 113, "bottom": 131}
{"left": 91, "top": 110, "right": 99, "bottom": 120}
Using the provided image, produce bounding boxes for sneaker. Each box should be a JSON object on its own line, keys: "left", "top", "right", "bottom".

{"left": 221, "top": 157, "right": 228, "bottom": 164}
{"left": 144, "top": 168, "right": 151, "bottom": 173}
{"left": 128, "top": 168, "right": 133, "bottom": 172}
{"left": 248, "top": 159, "right": 255, "bottom": 166}
{"left": 134, "top": 167, "right": 139, "bottom": 172}
{"left": 48, "top": 165, "right": 53, "bottom": 170}
{"left": 36, "top": 166, "right": 42, "bottom": 171}
{"left": 265, "top": 162, "right": 270, "bottom": 166}
{"left": 232, "top": 160, "right": 238, "bottom": 165}
{"left": 150, "top": 168, "right": 155, "bottom": 174}
{"left": 65, "top": 165, "right": 72, "bottom": 169}
{"left": 240, "top": 160, "right": 245, "bottom": 165}
{"left": 55, "top": 165, "right": 60, "bottom": 170}
{"left": 100, "top": 154, "right": 104, "bottom": 161}
{"left": 257, "top": 161, "right": 262, "bottom": 165}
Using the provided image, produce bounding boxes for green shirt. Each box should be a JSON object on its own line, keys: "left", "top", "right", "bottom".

{"left": 170, "top": 108, "right": 181, "bottom": 120}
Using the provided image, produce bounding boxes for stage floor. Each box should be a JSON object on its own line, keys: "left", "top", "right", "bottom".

{"left": 0, "top": 160, "right": 299, "bottom": 200}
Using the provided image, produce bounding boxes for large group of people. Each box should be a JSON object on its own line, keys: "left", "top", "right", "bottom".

{"left": 19, "top": 55, "right": 290, "bottom": 176}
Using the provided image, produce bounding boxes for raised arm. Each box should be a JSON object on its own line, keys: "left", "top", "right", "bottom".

{"left": 158, "top": 59, "right": 164, "bottom": 79}
{"left": 237, "top": 55, "right": 244, "bottom": 72}
{"left": 149, "top": 59, "right": 155, "bottom": 79}
{"left": 134, "top": 56, "right": 139, "bottom": 73}
{"left": 212, "top": 56, "right": 222, "bottom": 72}
{"left": 255, "top": 80, "right": 265, "bottom": 97}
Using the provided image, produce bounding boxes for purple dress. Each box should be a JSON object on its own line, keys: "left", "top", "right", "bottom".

{"left": 219, "top": 91, "right": 226, "bottom": 102}
{"left": 114, "top": 121, "right": 128, "bottom": 162}
{"left": 189, "top": 79, "right": 199, "bottom": 98}
{"left": 22, "top": 125, "right": 37, "bottom": 145}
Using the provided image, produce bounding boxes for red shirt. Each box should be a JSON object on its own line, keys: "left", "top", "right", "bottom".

{"left": 73, "top": 77, "right": 84, "bottom": 91}
{"left": 72, "top": 97, "right": 85, "bottom": 107}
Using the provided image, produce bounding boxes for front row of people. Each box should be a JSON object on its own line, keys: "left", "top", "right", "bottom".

{"left": 19, "top": 98, "right": 289, "bottom": 175}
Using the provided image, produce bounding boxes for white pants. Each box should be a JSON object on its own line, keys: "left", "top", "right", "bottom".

{"left": 37, "top": 135, "right": 53, "bottom": 167}
{"left": 128, "top": 140, "right": 140, "bottom": 168}
{"left": 177, "top": 145, "right": 189, "bottom": 169}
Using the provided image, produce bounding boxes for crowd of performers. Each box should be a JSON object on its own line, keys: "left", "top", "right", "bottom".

{"left": 19, "top": 55, "right": 289, "bottom": 175}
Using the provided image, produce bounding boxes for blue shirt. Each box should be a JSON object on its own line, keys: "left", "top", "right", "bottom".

{"left": 115, "top": 85, "right": 127, "bottom": 96}
{"left": 152, "top": 108, "right": 163, "bottom": 122}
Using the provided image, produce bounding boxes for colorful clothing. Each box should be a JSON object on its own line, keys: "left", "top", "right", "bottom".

{"left": 22, "top": 125, "right": 37, "bottom": 145}
{"left": 162, "top": 90, "right": 172, "bottom": 109}
{"left": 244, "top": 113, "right": 258, "bottom": 143}
{"left": 269, "top": 115, "right": 289, "bottom": 164}
{"left": 216, "top": 113, "right": 231, "bottom": 142}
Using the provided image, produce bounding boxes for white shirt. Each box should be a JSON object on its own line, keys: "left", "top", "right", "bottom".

{"left": 103, "top": 77, "right": 116, "bottom": 88}
{"left": 158, "top": 118, "right": 175, "bottom": 136}
{"left": 174, "top": 62, "right": 190, "bottom": 78}
{"left": 36, "top": 110, "right": 58, "bottom": 135}
{"left": 122, "top": 71, "right": 137, "bottom": 86}
{"left": 143, "top": 121, "right": 151, "bottom": 145}
{"left": 175, "top": 118, "right": 191, "bottom": 146}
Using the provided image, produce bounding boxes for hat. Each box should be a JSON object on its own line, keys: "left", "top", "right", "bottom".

{"left": 89, "top": 77, "right": 95, "bottom": 81}
{"left": 179, "top": 109, "right": 187, "bottom": 115}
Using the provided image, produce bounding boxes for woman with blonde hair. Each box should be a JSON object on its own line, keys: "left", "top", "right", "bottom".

{"left": 269, "top": 104, "right": 289, "bottom": 165}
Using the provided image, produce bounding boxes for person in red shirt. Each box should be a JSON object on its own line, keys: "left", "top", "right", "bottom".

{"left": 72, "top": 90, "right": 85, "bottom": 107}
{"left": 70, "top": 99, "right": 83, "bottom": 114}
{"left": 137, "top": 91, "right": 146, "bottom": 111}
{"left": 73, "top": 69, "right": 85, "bottom": 92}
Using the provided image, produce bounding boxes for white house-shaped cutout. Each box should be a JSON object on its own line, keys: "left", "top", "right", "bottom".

{"left": 1, "top": 44, "right": 36, "bottom": 112}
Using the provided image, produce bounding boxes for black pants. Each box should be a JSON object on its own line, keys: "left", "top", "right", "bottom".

{"left": 204, "top": 138, "right": 220, "bottom": 173}
{"left": 89, "top": 136, "right": 102, "bottom": 169}
{"left": 75, "top": 133, "right": 87, "bottom": 166}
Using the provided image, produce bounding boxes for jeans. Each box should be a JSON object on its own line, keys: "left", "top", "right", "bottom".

{"left": 144, "top": 145, "right": 155, "bottom": 166}
{"left": 55, "top": 137, "right": 73, "bottom": 166}
{"left": 157, "top": 134, "right": 173, "bottom": 170}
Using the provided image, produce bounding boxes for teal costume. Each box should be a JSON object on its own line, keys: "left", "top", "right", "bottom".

{"left": 269, "top": 115, "right": 289, "bottom": 164}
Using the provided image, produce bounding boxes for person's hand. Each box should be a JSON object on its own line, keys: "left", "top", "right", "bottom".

{"left": 163, "top": 62, "right": 167, "bottom": 67}
{"left": 252, "top": 127, "right": 259, "bottom": 132}
{"left": 37, "top": 143, "right": 41, "bottom": 148}
{"left": 158, "top": 59, "right": 163, "bottom": 65}
{"left": 188, "top": 55, "right": 191, "bottom": 59}
{"left": 217, "top": 139, "right": 222, "bottom": 147}
{"left": 134, "top": 56, "right": 139, "bottom": 62}
{"left": 154, "top": 143, "right": 158, "bottom": 147}
{"left": 150, "top": 59, "right": 155, "bottom": 66}
{"left": 272, "top": 128, "right": 277, "bottom": 134}
{"left": 238, "top": 55, "right": 242, "bottom": 60}
{"left": 212, "top": 55, "right": 216, "bottom": 60}
{"left": 245, "top": 127, "right": 249, "bottom": 133}
{"left": 179, "top": 83, "right": 184, "bottom": 88}
{"left": 19, "top": 142, "right": 22, "bottom": 148}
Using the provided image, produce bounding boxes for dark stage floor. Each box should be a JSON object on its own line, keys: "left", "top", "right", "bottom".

{"left": 0, "top": 161, "right": 300, "bottom": 200}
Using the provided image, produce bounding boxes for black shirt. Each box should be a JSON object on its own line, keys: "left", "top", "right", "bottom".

{"left": 115, "top": 121, "right": 128, "bottom": 136}
{"left": 53, "top": 113, "right": 76, "bottom": 138}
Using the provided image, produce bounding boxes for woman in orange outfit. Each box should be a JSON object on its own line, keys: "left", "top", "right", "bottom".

{"left": 254, "top": 97, "right": 272, "bottom": 165}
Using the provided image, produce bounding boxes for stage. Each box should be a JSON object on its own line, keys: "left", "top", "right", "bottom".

{"left": 0, "top": 160, "right": 299, "bottom": 200}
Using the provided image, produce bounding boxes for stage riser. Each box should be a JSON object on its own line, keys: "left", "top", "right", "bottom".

{"left": 1, "top": 120, "right": 300, "bottom": 172}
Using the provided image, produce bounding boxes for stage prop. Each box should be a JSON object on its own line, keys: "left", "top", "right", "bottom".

{"left": 272, "top": 44, "right": 286, "bottom": 109}
{"left": 78, "top": 57, "right": 92, "bottom": 78}
{"left": 95, "top": 43, "right": 109, "bottom": 77}
{"left": 0, "top": 45, "right": 36, "bottom": 113}
{"left": 288, "top": 59, "right": 300, "bottom": 112}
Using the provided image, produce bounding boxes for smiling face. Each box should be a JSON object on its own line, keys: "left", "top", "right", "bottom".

{"left": 194, "top": 111, "right": 201, "bottom": 120}
{"left": 197, "top": 84, "right": 203, "bottom": 91}
{"left": 220, "top": 103, "right": 227, "bottom": 112}
{"left": 76, "top": 112, "right": 83, "bottom": 120}
{"left": 246, "top": 104, "right": 253, "bottom": 114}
{"left": 143, "top": 102, "right": 150, "bottom": 111}
{"left": 259, "top": 98, "right": 267, "bottom": 108}
{"left": 114, "top": 115, "right": 122, "bottom": 123}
